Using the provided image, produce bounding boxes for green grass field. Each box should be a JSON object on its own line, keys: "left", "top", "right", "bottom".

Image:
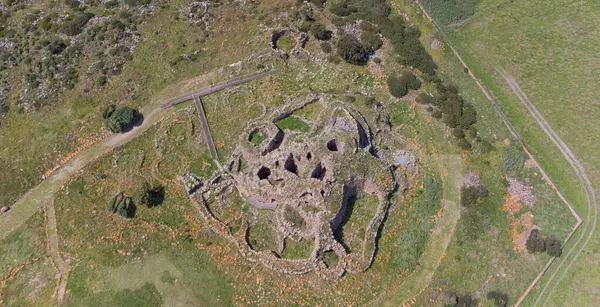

{"left": 422, "top": 0, "right": 600, "bottom": 305}
{"left": 0, "top": 0, "right": 590, "bottom": 305}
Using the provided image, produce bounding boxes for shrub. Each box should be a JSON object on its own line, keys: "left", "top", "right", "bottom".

{"left": 48, "top": 39, "right": 67, "bottom": 54}
{"left": 336, "top": 35, "right": 369, "bottom": 65}
{"left": 135, "top": 181, "right": 165, "bottom": 208}
{"left": 95, "top": 75, "right": 107, "bottom": 86}
{"left": 387, "top": 71, "right": 420, "bottom": 98}
{"left": 105, "top": 106, "right": 137, "bottom": 133}
{"left": 102, "top": 104, "right": 116, "bottom": 119}
{"left": 422, "top": 0, "right": 476, "bottom": 25}
{"left": 501, "top": 146, "right": 526, "bottom": 173}
{"left": 457, "top": 138, "right": 472, "bottom": 150}
{"left": 320, "top": 41, "right": 332, "bottom": 53}
{"left": 452, "top": 128, "right": 465, "bottom": 139}
{"left": 526, "top": 229, "right": 546, "bottom": 253}
{"left": 310, "top": 23, "right": 331, "bottom": 40}
{"left": 309, "top": 0, "right": 326, "bottom": 7}
{"left": 387, "top": 75, "right": 408, "bottom": 98}
{"left": 117, "top": 196, "right": 136, "bottom": 218}
{"left": 545, "top": 234, "right": 562, "bottom": 257}
{"left": 40, "top": 16, "right": 52, "bottom": 31}
{"left": 360, "top": 30, "right": 382, "bottom": 51}
{"left": 416, "top": 92, "right": 433, "bottom": 105}
{"left": 60, "top": 13, "right": 94, "bottom": 36}
{"left": 487, "top": 292, "right": 509, "bottom": 307}
{"left": 460, "top": 186, "right": 479, "bottom": 207}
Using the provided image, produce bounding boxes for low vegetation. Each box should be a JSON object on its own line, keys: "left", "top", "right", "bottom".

{"left": 422, "top": 0, "right": 477, "bottom": 25}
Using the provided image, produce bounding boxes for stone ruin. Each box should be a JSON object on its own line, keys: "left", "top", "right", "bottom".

{"left": 180, "top": 96, "right": 411, "bottom": 279}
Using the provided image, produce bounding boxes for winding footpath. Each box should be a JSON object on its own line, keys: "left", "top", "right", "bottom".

{"left": 413, "top": 1, "right": 596, "bottom": 305}
{"left": 0, "top": 69, "right": 277, "bottom": 305}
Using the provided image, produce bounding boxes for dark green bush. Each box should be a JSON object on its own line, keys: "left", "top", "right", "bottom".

{"left": 460, "top": 186, "right": 479, "bottom": 207}
{"left": 457, "top": 138, "right": 472, "bottom": 150}
{"left": 105, "top": 106, "right": 137, "bottom": 133}
{"left": 487, "top": 291, "right": 508, "bottom": 307}
{"left": 102, "top": 104, "right": 115, "bottom": 119}
{"left": 501, "top": 146, "right": 526, "bottom": 174}
{"left": 336, "top": 35, "right": 369, "bottom": 65}
{"left": 360, "top": 30, "right": 382, "bottom": 51}
{"left": 311, "top": 23, "right": 332, "bottom": 40}
{"left": 526, "top": 229, "right": 546, "bottom": 253}
{"left": 422, "top": 0, "right": 476, "bottom": 25}
{"left": 320, "top": 41, "right": 332, "bottom": 53}
{"left": 387, "top": 71, "right": 420, "bottom": 98}
{"left": 545, "top": 234, "right": 562, "bottom": 257}
{"left": 60, "top": 13, "right": 94, "bottom": 36}
{"left": 95, "top": 75, "right": 107, "bottom": 86}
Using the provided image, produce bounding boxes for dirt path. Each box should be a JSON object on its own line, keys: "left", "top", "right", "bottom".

{"left": 376, "top": 154, "right": 462, "bottom": 306}
{"left": 45, "top": 201, "right": 69, "bottom": 305}
{"left": 500, "top": 73, "right": 598, "bottom": 307}
{"left": 0, "top": 68, "right": 277, "bottom": 305}
{"left": 413, "top": 2, "right": 596, "bottom": 305}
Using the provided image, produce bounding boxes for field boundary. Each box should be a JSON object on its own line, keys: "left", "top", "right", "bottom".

{"left": 412, "top": 1, "right": 583, "bottom": 305}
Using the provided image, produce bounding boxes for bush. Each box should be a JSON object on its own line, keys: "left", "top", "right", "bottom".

{"left": 48, "top": 39, "right": 67, "bottom": 54}
{"left": 387, "top": 71, "right": 420, "bottom": 98}
{"left": 460, "top": 186, "right": 479, "bottom": 207}
{"left": 320, "top": 41, "right": 332, "bottom": 53}
{"left": 422, "top": 0, "right": 476, "bottom": 25}
{"left": 387, "top": 75, "right": 408, "bottom": 98}
{"left": 102, "top": 104, "right": 116, "bottom": 119}
{"left": 105, "top": 106, "right": 137, "bottom": 133}
{"left": 310, "top": 23, "right": 332, "bottom": 40}
{"left": 526, "top": 229, "right": 546, "bottom": 253}
{"left": 487, "top": 291, "right": 509, "bottom": 307}
{"left": 457, "top": 138, "right": 472, "bottom": 150}
{"left": 501, "top": 146, "right": 526, "bottom": 173}
{"left": 60, "top": 13, "right": 94, "bottom": 36}
{"left": 95, "top": 75, "right": 107, "bottom": 86}
{"left": 416, "top": 92, "right": 433, "bottom": 105}
{"left": 135, "top": 181, "right": 165, "bottom": 208}
{"left": 360, "top": 30, "right": 382, "bottom": 51}
{"left": 117, "top": 196, "right": 136, "bottom": 218}
{"left": 545, "top": 234, "right": 562, "bottom": 257}
{"left": 336, "top": 35, "right": 369, "bottom": 65}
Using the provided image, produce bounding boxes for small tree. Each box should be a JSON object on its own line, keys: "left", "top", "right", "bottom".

{"left": 487, "top": 291, "right": 508, "bottom": 307}
{"left": 105, "top": 106, "right": 137, "bottom": 133}
{"left": 388, "top": 71, "right": 421, "bottom": 98}
{"left": 310, "top": 23, "right": 332, "bottom": 40}
{"left": 526, "top": 229, "right": 546, "bottom": 253}
{"left": 545, "top": 234, "right": 562, "bottom": 257}
{"left": 336, "top": 35, "right": 369, "bottom": 65}
{"left": 102, "top": 104, "right": 116, "bottom": 119}
{"left": 460, "top": 186, "right": 479, "bottom": 207}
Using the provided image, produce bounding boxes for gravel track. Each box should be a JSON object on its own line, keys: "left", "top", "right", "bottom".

{"left": 501, "top": 73, "right": 598, "bottom": 307}
{"left": 413, "top": 1, "right": 596, "bottom": 305}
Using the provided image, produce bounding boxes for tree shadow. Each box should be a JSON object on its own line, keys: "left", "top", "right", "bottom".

{"left": 147, "top": 185, "right": 165, "bottom": 208}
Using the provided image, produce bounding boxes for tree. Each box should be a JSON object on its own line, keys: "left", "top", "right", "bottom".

{"left": 116, "top": 196, "right": 135, "bottom": 218}
{"left": 387, "top": 71, "right": 421, "bottom": 99}
{"left": 501, "top": 146, "right": 526, "bottom": 174}
{"left": 487, "top": 291, "right": 509, "bottom": 307}
{"left": 135, "top": 181, "right": 165, "bottom": 208}
{"left": 360, "top": 30, "right": 382, "bottom": 51}
{"left": 526, "top": 229, "right": 546, "bottom": 253}
{"left": 135, "top": 181, "right": 151, "bottom": 207}
{"left": 545, "top": 234, "right": 562, "bottom": 257}
{"left": 460, "top": 187, "right": 479, "bottom": 207}
{"left": 105, "top": 106, "right": 137, "bottom": 133}
{"left": 102, "top": 104, "right": 116, "bottom": 119}
{"left": 336, "top": 35, "right": 369, "bottom": 65}
{"left": 387, "top": 75, "right": 408, "bottom": 98}
{"left": 310, "top": 23, "right": 332, "bottom": 40}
